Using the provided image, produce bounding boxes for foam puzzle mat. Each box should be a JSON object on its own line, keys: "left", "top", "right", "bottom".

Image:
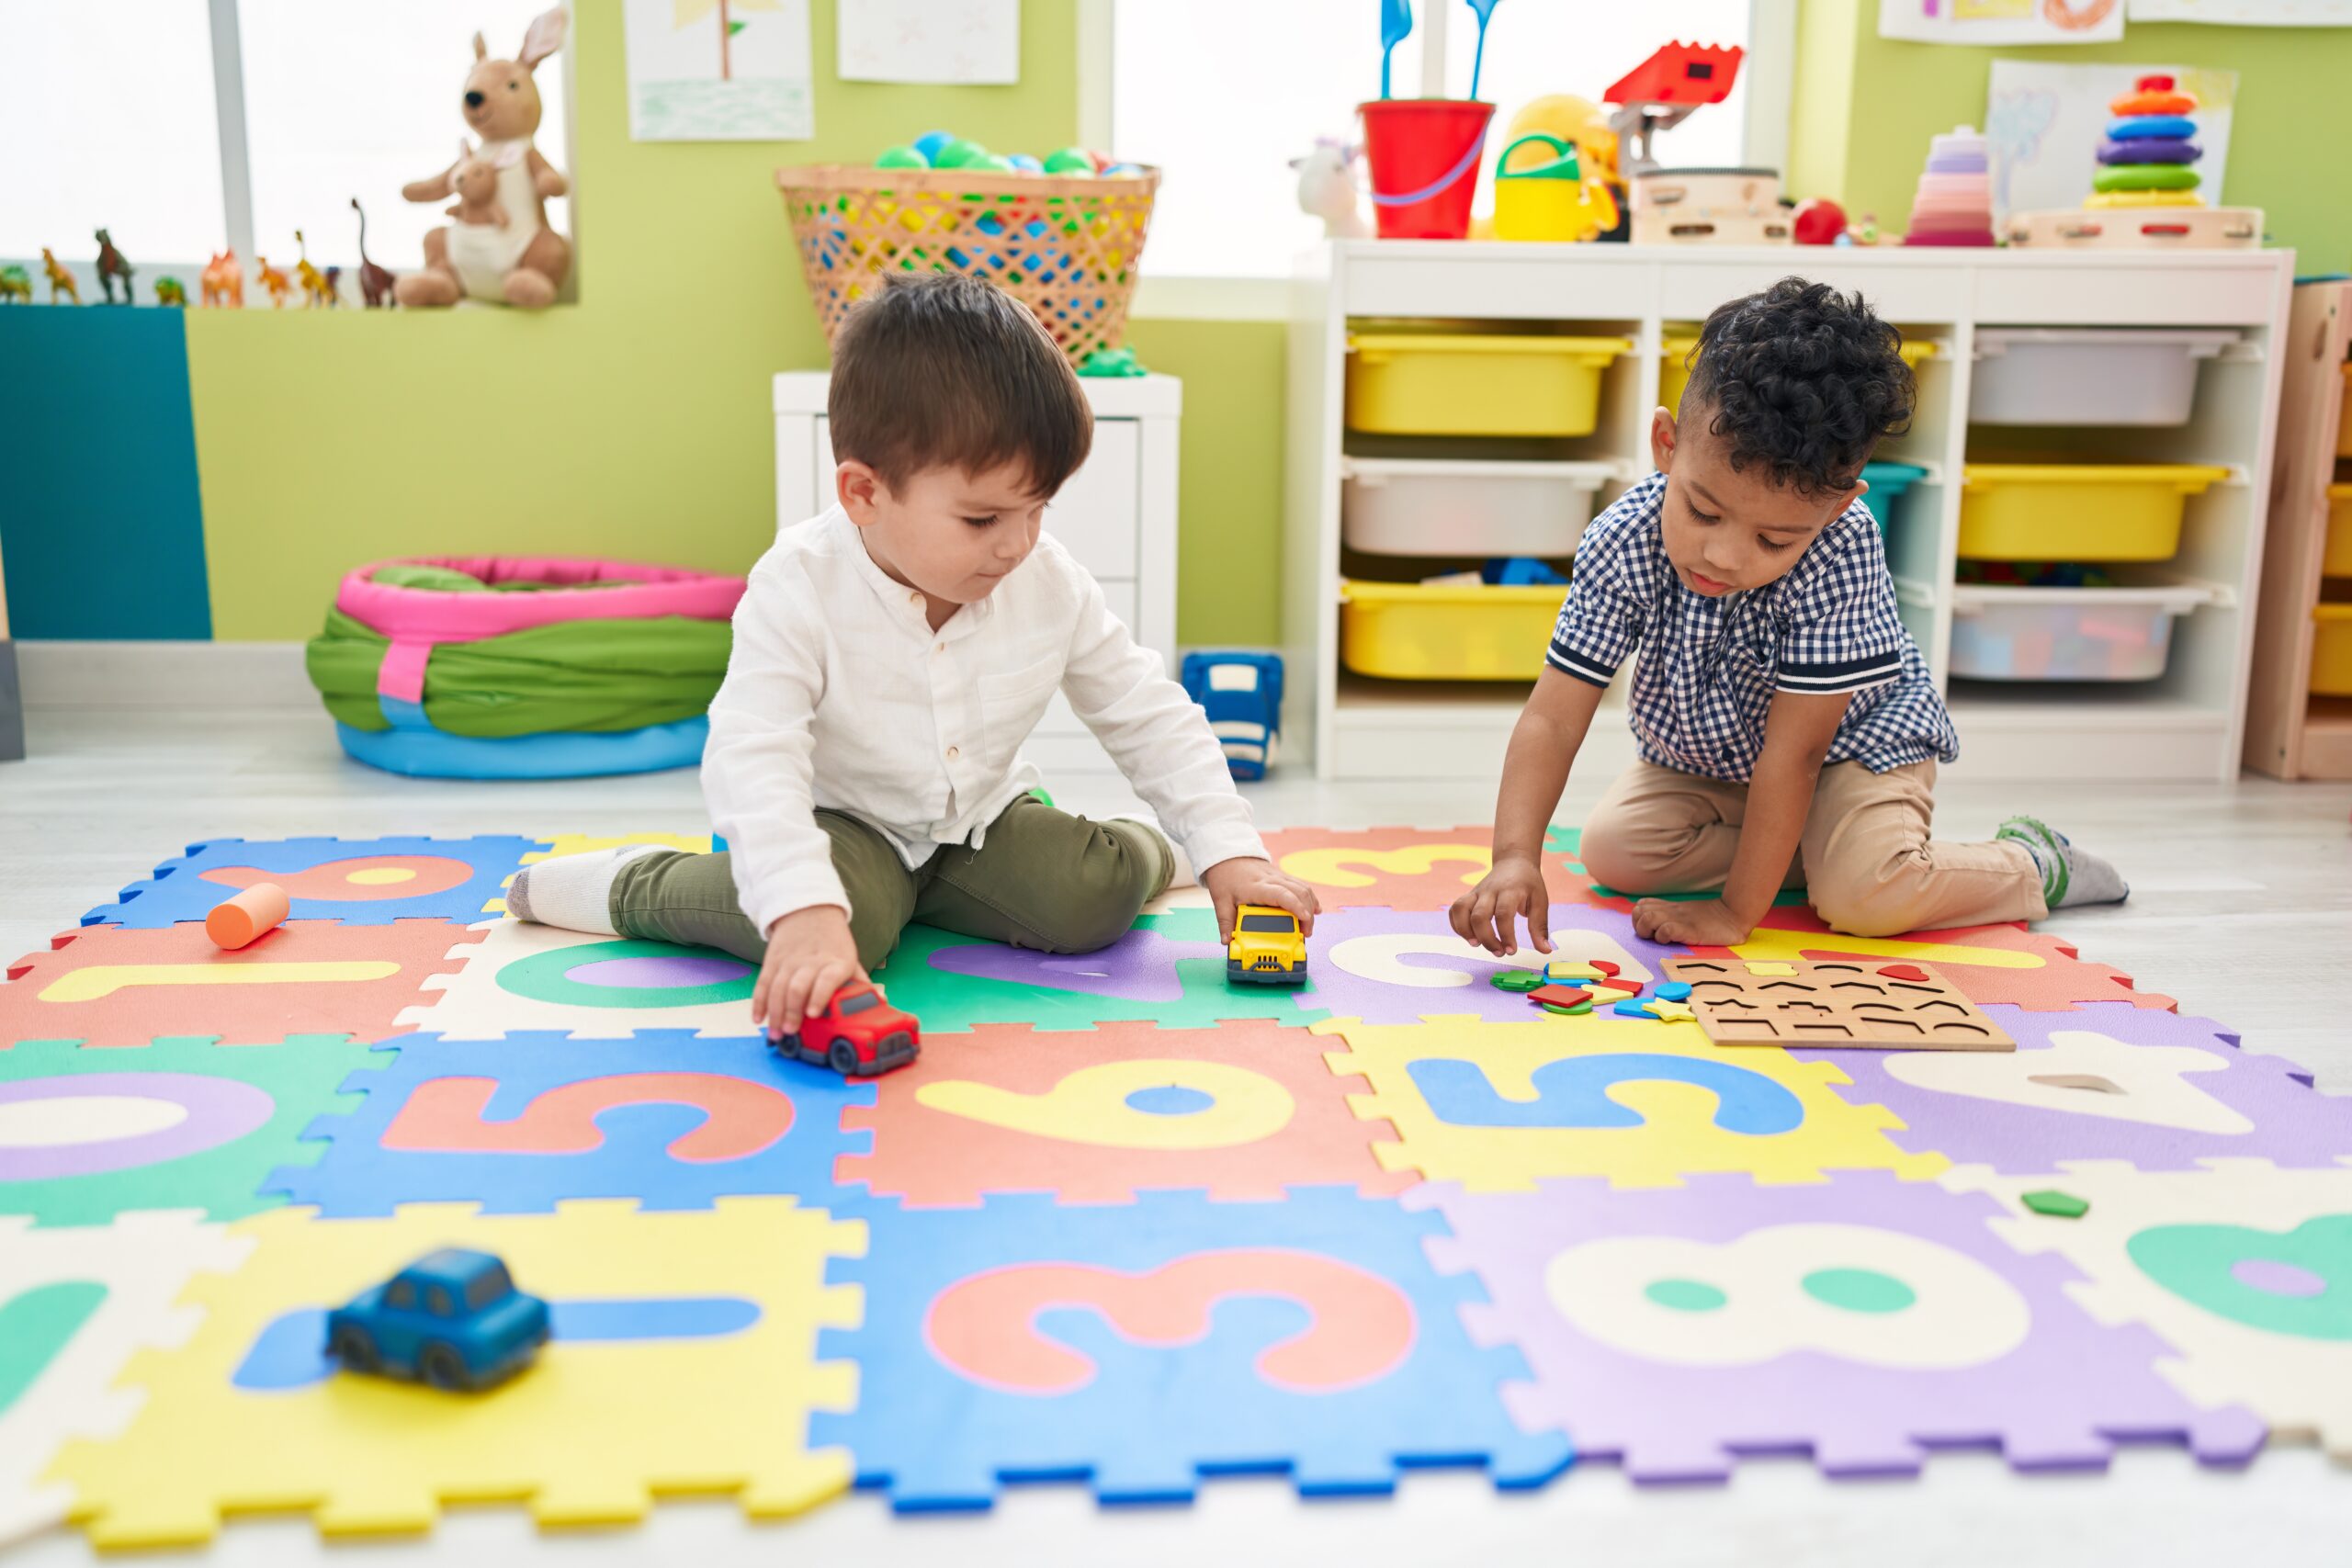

{"left": 3, "top": 827, "right": 2347, "bottom": 1549}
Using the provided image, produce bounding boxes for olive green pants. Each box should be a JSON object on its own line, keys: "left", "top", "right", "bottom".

{"left": 607, "top": 797, "right": 1172, "bottom": 972}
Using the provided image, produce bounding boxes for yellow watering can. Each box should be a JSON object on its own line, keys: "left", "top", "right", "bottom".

{"left": 1493, "top": 132, "right": 1620, "bottom": 243}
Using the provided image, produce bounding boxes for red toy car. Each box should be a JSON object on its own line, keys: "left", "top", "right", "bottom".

{"left": 774, "top": 980, "right": 921, "bottom": 1077}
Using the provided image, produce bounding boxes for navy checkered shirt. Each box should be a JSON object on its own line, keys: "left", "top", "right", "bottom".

{"left": 1546, "top": 471, "right": 1958, "bottom": 783}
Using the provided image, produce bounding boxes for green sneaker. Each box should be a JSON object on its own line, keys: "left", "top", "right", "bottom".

{"left": 1996, "top": 817, "right": 2130, "bottom": 909}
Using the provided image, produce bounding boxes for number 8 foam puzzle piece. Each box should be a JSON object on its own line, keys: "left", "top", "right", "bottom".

{"left": 1409, "top": 1172, "right": 2267, "bottom": 1482}
{"left": 813, "top": 1188, "right": 1571, "bottom": 1509}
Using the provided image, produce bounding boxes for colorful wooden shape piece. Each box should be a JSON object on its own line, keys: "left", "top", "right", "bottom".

{"left": 1527, "top": 986, "right": 1590, "bottom": 1010}
{"left": 835, "top": 1020, "right": 1412, "bottom": 1206}
{"left": 1668, "top": 959, "right": 2015, "bottom": 1053}
{"left": 4, "top": 921, "right": 489, "bottom": 1049}
{"left": 2022, "top": 1190, "right": 2090, "bottom": 1218}
{"left": 1878, "top": 964, "right": 1931, "bottom": 983}
{"left": 53, "top": 1201, "right": 863, "bottom": 1548}
{"left": 264, "top": 1032, "right": 874, "bottom": 1216}
{"left": 813, "top": 1189, "right": 1571, "bottom": 1509}
{"left": 1411, "top": 1173, "right": 2265, "bottom": 1482}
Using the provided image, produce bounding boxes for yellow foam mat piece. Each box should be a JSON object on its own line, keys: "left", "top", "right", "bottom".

{"left": 54, "top": 1200, "right": 863, "bottom": 1549}
{"left": 1315, "top": 1015, "right": 1946, "bottom": 1194}
{"left": 1728, "top": 929, "right": 2040, "bottom": 970}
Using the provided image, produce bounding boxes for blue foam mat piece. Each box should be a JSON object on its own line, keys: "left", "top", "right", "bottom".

{"left": 262, "top": 1031, "right": 875, "bottom": 1215}
{"left": 814, "top": 1188, "right": 1573, "bottom": 1509}
{"left": 81, "top": 834, "right": 542, "bottom": 928}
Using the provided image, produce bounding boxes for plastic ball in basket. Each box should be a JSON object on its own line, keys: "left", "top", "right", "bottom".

{"left": 776, "top": 161, "right": 1159, "bottom": 366}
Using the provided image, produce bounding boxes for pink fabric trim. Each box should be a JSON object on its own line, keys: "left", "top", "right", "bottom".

{"left": 377, "top": 639, "right": 435, "bottom": 704}
{"left": 334, "top": 557, "right": 747, "bottom": 642}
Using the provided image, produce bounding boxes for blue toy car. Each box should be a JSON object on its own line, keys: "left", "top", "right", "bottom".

{"left": 325, "top": 1248, "right": 552, "bottom": 1392}
{"left": 1180, "top": 650, "right": 1283, "bottom": 782}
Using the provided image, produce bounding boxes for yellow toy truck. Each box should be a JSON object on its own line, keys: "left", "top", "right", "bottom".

{"left": 1227, "top": 903, "right": 1308, "bottom": 986}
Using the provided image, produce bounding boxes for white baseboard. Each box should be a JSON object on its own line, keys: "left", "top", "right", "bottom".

{"left": 19, "top": 641, "right": 314, "bottom": 710}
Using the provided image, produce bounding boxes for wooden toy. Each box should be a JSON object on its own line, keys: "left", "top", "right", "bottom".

{"left": 205, "top": 882, "right": 290, "bottom": 950}
{"left": 1665, "top": 958, "right": 2015, "bottom": 1051}
{"left": 2022, "top": 1190, "right": 2091, "bottom": 1219}
{"left": 200, "top": 249, "right": 243, "bottom": 308}
{"left": 94, "top": 229, "right": 134, "bottom": 304}
{"left": 40, "top": 249, "right": 79, "bottom": 304}
{"left": 351, "top": 198, "right": 398, "bottom": 308}
{"left": 1526, "top": 985, "right": 1590, "bottom": 1010}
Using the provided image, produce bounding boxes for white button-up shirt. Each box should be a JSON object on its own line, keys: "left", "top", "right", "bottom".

{"left": 704, "top": 506, "right": 1268, "bottom": 938}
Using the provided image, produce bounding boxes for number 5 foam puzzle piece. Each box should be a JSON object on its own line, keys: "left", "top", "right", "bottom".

{"left": 4, "top": 921, "right": 491, "bottom": 1049}
{"left": 81, "top": 836, "right": 544, "bottom": 930}
{"left": 1410, "top": 1172, "right": 2267, "bottom": 1482}
{"left": 834, "top": 1020, "right": 1413, "bottom": 1206}
{"left": 1942, "top": 1158, "right": 2352, "bottom": 1462}
{"left": 52, "top": 1200, "right": 865, "bottom": 1549}
{"left": 264, "top": 1032, "right": 874, "bottom": 1216}
{"left": 1317, "top": 1014, "right": 1946, "bottom": 1192}
{"left": 0, "top": 1035, "right": 385, "bottom": 1226}
{"left": 814, "top": 1187, "right": 1570, "bottom": 1509}
{"left": 0, "top": 1213, "right": 253, "bottom": 1547}
{"left": 1804, "top": 1003, "right": 2352, "bottom": 1173}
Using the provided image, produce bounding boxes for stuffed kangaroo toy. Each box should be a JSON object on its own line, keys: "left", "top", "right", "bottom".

{"left": 394, "top": 6, "right": 570, "bottom": 308}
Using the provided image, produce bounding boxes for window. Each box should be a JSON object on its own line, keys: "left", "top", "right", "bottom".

{"left": 0, "top": 3, "right": 228, "bottom": 264}
{"left": 1239, "top": 913, "right": 1297, "bottom": 933}
{"left": 384, "top": 1280, "right": 418, "bottom": 1310}
{"left": 0, "top": 1, "right": 571, "bottom": 295}
{"left": 838, "top": 992, "right": 879, "bottom": 1015}
{"left": 426, "top": 1286, "right": 456, "bottom": 1317}
{"left": 1108, "top": 0, "right": 1768, "bottom": 281}
{"left": 463, "top": 1266, "right": 514, "bottom": 1312}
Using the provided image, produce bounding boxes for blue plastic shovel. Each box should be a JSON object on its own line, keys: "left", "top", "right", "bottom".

{"left": 1381, "top": 0, "right": 1412, "bottom": 99}
{"left": 1464, "top": 0, "right": 1502, "bottom": 100}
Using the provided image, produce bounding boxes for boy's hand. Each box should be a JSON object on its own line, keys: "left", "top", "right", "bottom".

{"left": 1201, "top": 857, "right": 1321, "bottom": 943}
{"left": 1631, "top": 897, "right": 1755, "bottom": 948}
{"left": 1451, "top": 856, "right": 1553, "bottom": 956}
{"left": 752, "top": 905, "right": 866, "bottom": 1040}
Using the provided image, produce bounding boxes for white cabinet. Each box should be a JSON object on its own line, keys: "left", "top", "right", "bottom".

{"left": 773, "top": 371, "right": 1182, "bottom": 775}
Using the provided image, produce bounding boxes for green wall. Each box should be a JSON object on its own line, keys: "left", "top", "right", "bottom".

{"left": 1793, "top": 1, "right": 2352, "bottom": 267}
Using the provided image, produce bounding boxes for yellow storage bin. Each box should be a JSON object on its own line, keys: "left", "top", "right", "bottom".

{"left": 1958, "top": 463, "right": 2229, "bottom": 562}
{"left": 2337, "top": 363, "right": 2352, "bottom": 458}
{"left": 1660, "top": 335, "right": 1937, "bottom": 414}
{"left": 1340, "top": 580, "right": 1564, "bottom": 681}
{"left": 2325, "top": 484, "right": 2352, "bottom": 578}
{"left": 1346, "top": 333, "right": 1634, "bottom": 437}
{"left": 2315, "top": 606, "right": 2352, "bottom": 695}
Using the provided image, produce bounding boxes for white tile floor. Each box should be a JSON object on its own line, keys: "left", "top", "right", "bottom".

{"left": 6, "top": 705, "right": 2350, "bottom": 1568}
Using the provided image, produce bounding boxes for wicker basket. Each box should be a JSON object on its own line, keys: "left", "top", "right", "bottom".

{"left": 775, "top": 164, "right": 1160, "bottom": 366}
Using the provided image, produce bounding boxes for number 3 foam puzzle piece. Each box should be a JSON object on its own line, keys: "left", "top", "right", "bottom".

{"left": 1411, "top": 1172, "right": 2266, "bottom": 1482}
{"left": 1317, "top": 1014, "right": 1946, "bottom": 1192}
{"left": 0, "top": 1035, "right": 385, "bottom": 1226}
{"left": 814, "top": 1188, "right": 1570, "bottom": 1509}
{"left": 835, "top": 1020, "right": 1413, "bottom": 1206}
{"left": 265, "top": 1032, "right": 873, "bottom": 1216}
{"left": 52, "top": 1200, "right": 865, "bottom": 1549}
{"left": 82, "top": 836, "right": 543, "bottom": 930}
{"left": 1943, "top": 1158, "right": 2352, "bottom": 1462}
{"left": 4, "top": 922, "right": 490, "bottom": 1049}
{"left": 1805, "top": 1003, "right": 2352, "bottom": 1173}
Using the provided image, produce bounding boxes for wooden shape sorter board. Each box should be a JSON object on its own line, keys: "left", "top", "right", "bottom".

{"left": 1664, "top": 960, "right": 2015, "bottom": 1052}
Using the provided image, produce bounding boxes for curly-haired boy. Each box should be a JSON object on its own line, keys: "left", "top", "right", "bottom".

{"left": 1452, "top": 277, "right": 2126, "bottom": 953}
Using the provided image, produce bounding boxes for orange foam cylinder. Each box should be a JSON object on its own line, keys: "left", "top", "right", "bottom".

{"left": 206, "top": 882, "right": 289, "bottom": 949}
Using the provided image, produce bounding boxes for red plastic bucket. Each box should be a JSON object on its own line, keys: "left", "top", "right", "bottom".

{"left": 1360, "top": 99, "right": 1494, "bottom": 240}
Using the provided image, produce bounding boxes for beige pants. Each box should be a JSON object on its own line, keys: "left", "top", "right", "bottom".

{"left": 1579, "top": 760, "right": 2047, "bottom": 937}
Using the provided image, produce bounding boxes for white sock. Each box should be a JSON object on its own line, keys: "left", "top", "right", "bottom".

{"left": 1106, "top": 814, "right": 1196, "bottom": 892}
{"left": 505, "top": 844, "right": 663, "bottom": 935}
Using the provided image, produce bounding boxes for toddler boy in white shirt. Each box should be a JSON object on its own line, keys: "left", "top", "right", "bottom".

{"left": 508, "top": 273, "right": 1318, "bottom": 1038}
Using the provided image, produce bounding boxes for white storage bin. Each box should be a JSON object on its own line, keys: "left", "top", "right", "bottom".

{"left": 1949, "top": 581, "right": 2211, "bottom": 682}
{"left": 1970, "top": 328, "right": 2234, "bottom": 426}
{"left": 1341, "top": 457, "right": 1616, "bottom": 558}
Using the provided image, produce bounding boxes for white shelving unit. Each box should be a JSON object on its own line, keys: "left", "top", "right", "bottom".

{"left": 1283, "top": 241, "right": 2293, "bottom": 782}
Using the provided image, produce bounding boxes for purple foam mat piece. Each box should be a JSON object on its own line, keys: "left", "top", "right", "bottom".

{"left": 931, "top": 927, "right": 1221, "bottom": 1003}
{"left": 1289, "top": 905, "right": 1686, "bottom": 1027}
{"left": 1411, "top": 1173, "right": 2267, "bottom": 1483}
{"left": 1798, "top": 1003, "right": 2352, "bottom": 1173}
